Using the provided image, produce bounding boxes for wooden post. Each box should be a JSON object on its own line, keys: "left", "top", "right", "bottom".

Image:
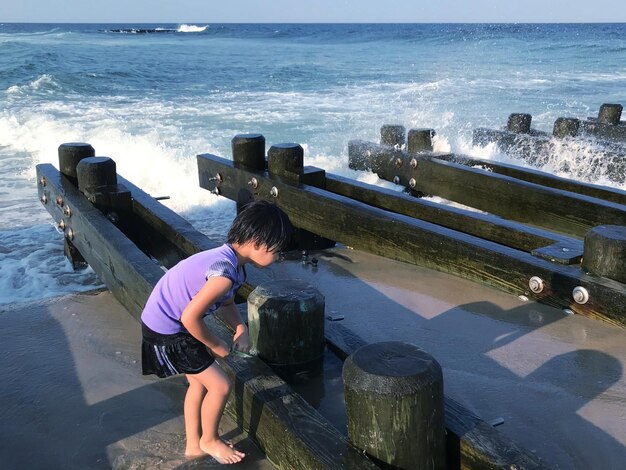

{"left": 343, "top": 341, "right": 446, "bottom": 469}
{"left": 268, "top": 143, "right": 304, "bottom": 181}
{"left": 507, "top": 113, "right": 532, "bottom": 134}
{"left": 598, "top": 103, "right": 623, "bottom": 125}
{"left": 76, "top": 157, "right": 132, "bottom": 230}
{"left": 268, "top": 143, "right": 335, "bottom": 250}
{"left": 76, "top": 156, "right": 117, "bottom": 193}
{"left": 582, "top": 225, "right": 626, "bottom": 284}
{"left": 57, "top": 142, "right": 95, "bottom": 268}
{"left": 58, "top": 142, "right": 95, "bottom": 186}
{"left": 232, "top": 134, "right": 266, "bottom": 211}
{"left": 380, "top": 125, "right": 406, "bottom": 147}
{"left": 247, "top": 280, "right": 325, "bottom": 370}
{"left": 553, "top": 118, "right": 580, "bottom": 138}
{"left": 232, "top": 133, "right": 266, "bottom": 171}
{"left": 407, "top": 128, "right": 435, "bottom": 153}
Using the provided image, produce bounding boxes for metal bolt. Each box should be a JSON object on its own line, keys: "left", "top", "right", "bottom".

{"left": 41, "top": 195, "right": 48, "bottom": 204}
{"left": 572, "top": 286, "right": 589, "bottom": 304}
{"left": 39, "top": 176, "right": 46, "bottom": 187}
{"left": 248, "top": 177, "right": 258, "bottom": 189}
{"left": 528, "top": 276, "right": 545, "bottom": 294}
{"left": 66, "top": 228, "right": 74, "bottom": 241}
{"left": 58, "top": 219, "right": 66, "bottom": 230}
{"left": 56, "top": 195, "right": 64, "bottom": 207}
{"left": 270, "top": 186, "right": 279, "bottom": 198}
{"left": 408, "top": 178, "right": 416, "bottom": 188}
{"left": 393, "top": 176, "right": 400, "bottom": 184}
{"left": 410, "top": 158, "right": 418, "bottom": 168}
{"left": 107, "top": 212, "right": 119, "bottom": 224}
{"left": 211, "top": 187, "right": 220, "bottom": 196}
{"left": 395, "top": 157, "right": 403, "bottom": 167}
{"left": 64, "top": 205, "right": 72, "bottom": 217}
{"left": 207, "top": 173, "right": 223, "bottom": 183}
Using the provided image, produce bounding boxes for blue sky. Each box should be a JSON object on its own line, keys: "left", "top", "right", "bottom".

{"left": 2, "top": 0, "right": 625, "bottom": 23}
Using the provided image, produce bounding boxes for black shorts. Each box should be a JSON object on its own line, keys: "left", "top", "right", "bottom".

{"left": 141, "top": 322, "right": 215, "bottom": 378}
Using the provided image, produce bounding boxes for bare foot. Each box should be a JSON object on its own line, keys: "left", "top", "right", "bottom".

{"left": 184, "top": 446, "right": 205, "bottom": 459}
{"left": 200, "top": 438, "right": 245, "bottom": 464}
{"left": 185, "top": 439, "right": 233, "bottom": 459}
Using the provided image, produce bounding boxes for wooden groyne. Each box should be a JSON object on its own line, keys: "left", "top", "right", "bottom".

{"left": 343, "top": 127, "right": 626, "bottom": 328}
{"left": 36, "top": 139, "right": 553, "bottom": 469}
{"left": 473, "top": 103, "right": 626, "bottom": 184}
{"left": 37, "top": 147, "right": 378, "bottom": 469}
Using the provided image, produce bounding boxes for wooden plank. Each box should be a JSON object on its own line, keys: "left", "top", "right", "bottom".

{"left": 36, "top": 164, "right": 163, "bottom": 320}
{"left": 348, "top": 140, "right": 626, "bottom": 238}
{"left": 325, "top": 173, "right": 580, "bottom": 254}
{"left": 431, "top": 152, "right": 626, "bottom": 206}
{"left": 322, "top": 319, "right": 550, "bottom": 469}
{"left": 119, "top": 175, "right": 218, "bottom": 257}
{"left": 198, "top": 153, "right": 626, "bottom": 327}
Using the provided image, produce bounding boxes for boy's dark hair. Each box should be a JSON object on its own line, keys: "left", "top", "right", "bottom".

{"left": 227, "top": 200, "right": 293, "bottom": 252}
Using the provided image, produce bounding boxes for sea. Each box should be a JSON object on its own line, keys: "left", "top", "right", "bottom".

{"left": 1, "top": 22, "right": 626, "bottom": 305}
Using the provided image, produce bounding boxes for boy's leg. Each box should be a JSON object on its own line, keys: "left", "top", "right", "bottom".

{"left": 192, "top": 362, "right": 246, "bottom": 464}
{"left": 183, "top": 374, "right": 207, "bottom": 457}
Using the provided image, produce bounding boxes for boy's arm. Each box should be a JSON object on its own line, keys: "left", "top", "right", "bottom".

{"left": 219, "top": 298, "right": 249, "bottom": 352}
{"left": 180, "top": 276, "right": 233, "bottom": 358}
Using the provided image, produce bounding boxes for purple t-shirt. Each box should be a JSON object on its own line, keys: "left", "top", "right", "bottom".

{"left": 141, "top": 244, "right": 245, "bottom": 334}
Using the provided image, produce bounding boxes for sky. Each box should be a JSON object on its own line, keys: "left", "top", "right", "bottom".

{"left": 1, "top": 0, "right": 626, "bottom": 23}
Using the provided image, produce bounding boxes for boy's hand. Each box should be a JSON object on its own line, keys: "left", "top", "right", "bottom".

{"left": 209, "top": 339, "right": 231, "bottom": 358}
{"left": 232, "top": 327, "right": 250, "bottom": 353}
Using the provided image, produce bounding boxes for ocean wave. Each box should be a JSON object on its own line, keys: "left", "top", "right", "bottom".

{"left": 6, "top": 74, "right": 60, "bottom": 94}
{"left": 104, "top": 24, "right": 208, "bottom": 34}
{"left": 0, "top": 224, "right": 103, "bottom": 305}
{"left": 178, "top": 24, "right": 208, "bottom": 33}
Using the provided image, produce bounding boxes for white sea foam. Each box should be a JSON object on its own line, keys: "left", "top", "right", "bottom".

{"left": 177, "top": 24, "right": 208, "bottom": 33}
{"left": 6, "top": 74, "right": 60, "bottom": 95}
{"left": 0, "top": 224, "right": 102, "bottom": 305}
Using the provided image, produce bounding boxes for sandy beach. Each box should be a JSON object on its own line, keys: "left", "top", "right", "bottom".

{"left": 0, "top": 290, "right": 274, "bottom": 469}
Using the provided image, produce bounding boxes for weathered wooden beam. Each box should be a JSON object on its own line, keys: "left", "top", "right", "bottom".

{"left": 322, "top": 319, "right": 550, "bottom": 469}
{"left": 325, "top": 173, "right": 580, "bottom": 255}
{"left": 197, "top": 152, "right": 626, "bottom": 327}
{"left": 348, "top": 140, "right": 626, "bottom": 238}
{"left": 117, "top": 175, "right": 217, "bottom": 266}
{"left": 432, "top": 153, "right": 626, "bottom": 206}
{"left": 580, "top": 119, "right": 626, "bottom": 142}
{"left": 579, "top": 103, "right": 626, "bottom": 142}
{"left": 37, "top": 163, "right": 377, "bottom": 470}
{"left": 205, "top": 314, "right": 379, "bottom": 470}
{"left": 36, "top": 164, "right": 162, "bottom": 320}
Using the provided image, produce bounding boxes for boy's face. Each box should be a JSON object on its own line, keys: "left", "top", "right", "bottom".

{"left": 249, "top": 244, "right": 279, "bottom": 268}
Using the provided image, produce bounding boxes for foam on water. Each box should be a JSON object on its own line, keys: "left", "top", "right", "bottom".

{"left": 0, "top": 224, "right": 102, "bottom": 305}
{"left": 177, "top": 24, "right": 208, "bottom": 33}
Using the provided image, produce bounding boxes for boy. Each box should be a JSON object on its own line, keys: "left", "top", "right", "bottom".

{"left": 141, "top": 200, "right": 293, "bottom": 464}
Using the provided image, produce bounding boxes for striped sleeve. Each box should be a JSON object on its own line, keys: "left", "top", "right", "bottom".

{"left": 205, "top": 259, "right": 238, "bottom": 284}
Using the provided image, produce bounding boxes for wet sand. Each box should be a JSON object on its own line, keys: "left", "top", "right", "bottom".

{"left": 0, "top": 291, "right": 274, "bottom": 470}
{"left": 269, "top": 247, "right": 626, "bottom": 470}
{"left": 2, "top": 245, "right": 625, "bottom": 469}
